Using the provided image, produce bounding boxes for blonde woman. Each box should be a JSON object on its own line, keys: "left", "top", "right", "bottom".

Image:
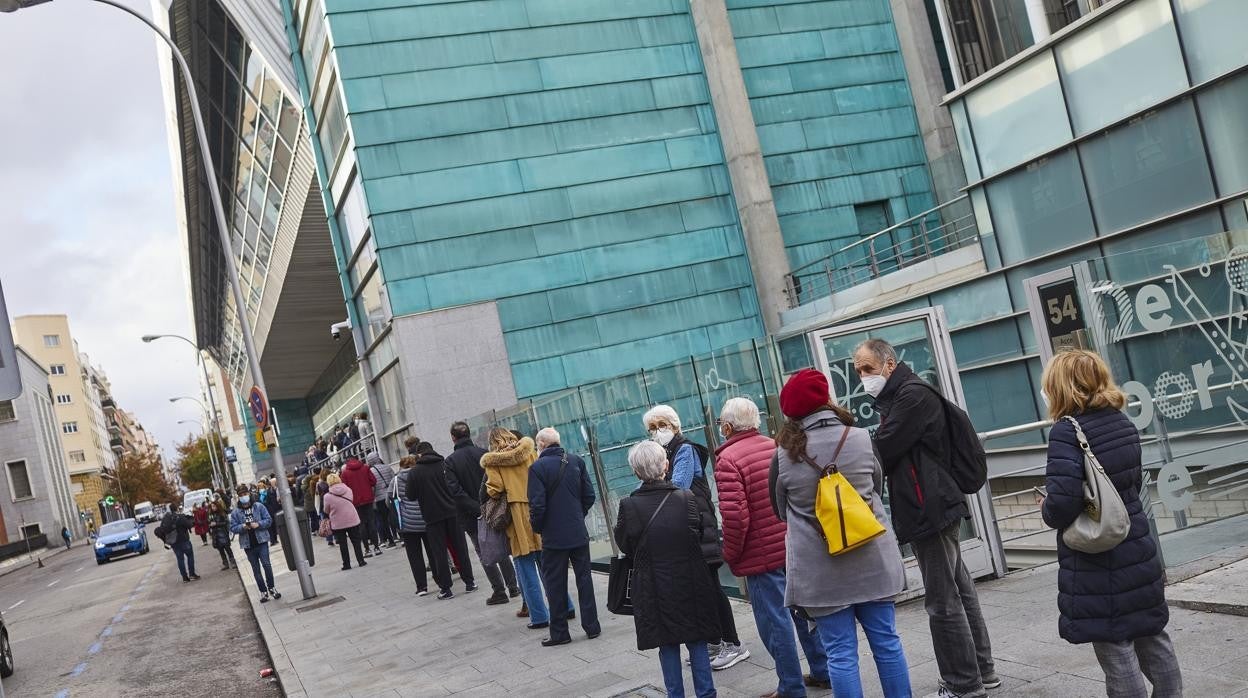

{"left": 483, "top": 429, "right": 572, "bottom": 629}
{"left": 322, "top": 473, "right": 367, "bottom": 570}
{"left": 1040, "top": 350, "right": 1180, "bottom": 697}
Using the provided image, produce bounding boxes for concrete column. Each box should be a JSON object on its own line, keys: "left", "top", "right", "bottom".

{"left": 688, "top": 0, "right": 792, "bottom": 330}
{"left": 1025, "top": 0, "right": 1052, "bottom": 43}
{"left": 889, "top": 0, "right": 967, "bottom": 205}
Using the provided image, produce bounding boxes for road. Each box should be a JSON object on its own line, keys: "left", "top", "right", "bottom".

{"left": 0, "top": 533, "right": 281, "bottom": 697}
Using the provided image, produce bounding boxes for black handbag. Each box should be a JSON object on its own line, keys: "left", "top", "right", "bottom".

{"left": 607, "top": 491, "right": 674, "bottom": 616}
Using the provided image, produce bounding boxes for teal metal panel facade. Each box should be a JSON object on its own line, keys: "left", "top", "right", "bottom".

{"left": 319, "top": 0, "right": 765, "bottom": 398}
{"left": 726, "top": 0, "right": 937, "bottom": 269}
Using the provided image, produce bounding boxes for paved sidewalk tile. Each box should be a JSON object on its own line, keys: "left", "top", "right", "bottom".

{"left": 243, "top": 542, "right": 1248, "bottom": 697}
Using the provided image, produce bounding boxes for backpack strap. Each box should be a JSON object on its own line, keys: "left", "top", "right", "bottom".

{"left": 799, "top": 426, "right": 851, "bottom": 476}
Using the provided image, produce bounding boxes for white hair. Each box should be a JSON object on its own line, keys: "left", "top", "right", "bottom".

{"left": 535, "top": 427, "right": 560, "bottom": 449}
{"left": 628, "top": 440, "right": 668, "bottom": 482}
{"left": 719, "top": 397, "right": 761, "bottom": 432}
{"left": 642, "top": 404, "right": 681, "bottom": 432}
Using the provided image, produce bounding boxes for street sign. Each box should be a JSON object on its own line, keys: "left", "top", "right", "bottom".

{"left": 104, "top": 495, "right": 115, "bottom": 506}
{"left": 224, "top": 446, "right": 237, "bottom": 463}
{"left": 254, "top": 428, "right": 268, "bottom": 453}
{"left": 0, "top": 280, "right": 23, "bottom": 402}
{"left": 248, "top": 386, "right": 269, "bottom": 430}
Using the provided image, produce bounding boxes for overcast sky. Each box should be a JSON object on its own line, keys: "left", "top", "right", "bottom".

{"left": 0, "top": 1, "right": 204, "bottom": 463}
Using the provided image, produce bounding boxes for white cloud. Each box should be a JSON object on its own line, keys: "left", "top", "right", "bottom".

{"left": 0, "top": 1, "right": 203, "bottom": 460}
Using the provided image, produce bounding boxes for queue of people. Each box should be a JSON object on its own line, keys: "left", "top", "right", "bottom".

{"left": 199, "top": 342, "right": 1181, "bottom": 698}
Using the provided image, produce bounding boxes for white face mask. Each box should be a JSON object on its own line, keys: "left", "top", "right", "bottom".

{"left": 861, "top": 374, "right": 887, "bottom": 398}
{"left": 651, "top": 427, "right": 675, "bottom": 447}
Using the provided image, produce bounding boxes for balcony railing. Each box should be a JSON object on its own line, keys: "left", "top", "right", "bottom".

{"left": 307, "top": 432, "right": 379, "bottom": 471}
{"left": 783, "top": 195, "right": 981, "bottom": 309}
{"left": 101, "top": 398, "right": 116, "bottom": 411}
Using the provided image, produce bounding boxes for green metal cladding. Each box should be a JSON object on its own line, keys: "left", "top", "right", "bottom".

{"left": 313, "top": 0, "right": 931, "bottom": 398}
{"left": 727, "top": 0, "right": 937, "bottom": 269}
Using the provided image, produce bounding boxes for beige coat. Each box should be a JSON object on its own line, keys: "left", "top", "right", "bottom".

{"left": 483, "top": 437, "right": 542, "bottom": 557}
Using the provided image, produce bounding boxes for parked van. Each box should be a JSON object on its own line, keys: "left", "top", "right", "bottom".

{"left": 133, "top": 501, "right": 156, "bottom": 524}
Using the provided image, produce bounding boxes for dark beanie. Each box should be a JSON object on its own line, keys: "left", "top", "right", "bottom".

{"left": 780, "top": 369, "right": 831, "bottom": 419}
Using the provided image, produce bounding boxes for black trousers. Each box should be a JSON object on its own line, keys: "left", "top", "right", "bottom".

{"left": 355, "top": 503, "right": 377, "bottom": 548}
{"left": 400, "top": 532, "right": 435, "bottom": 592}
{"left": 709, "top": 562, "right": 739, "bottom": 645}
{"left": 375, "top": 502, "right": 396, "bottom": 544}
{"left": 335, "top": 524, "right": 366, "bottom": 568}
{"left": 424, "top": 518, "right": 474, "bottom": 592}
{"left": 541, "top": 545, "right": 601, "bottom": 642}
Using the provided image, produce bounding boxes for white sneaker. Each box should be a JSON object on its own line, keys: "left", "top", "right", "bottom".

{"left": 710, "top": 643, "right": 750, "bottom": 671}
{"left": 688, "top": 643, "right": 721, "bottom": 666}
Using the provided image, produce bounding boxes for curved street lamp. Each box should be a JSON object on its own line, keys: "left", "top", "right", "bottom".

{"left": 2, "top": 0, "right": 315, "bottom": 598}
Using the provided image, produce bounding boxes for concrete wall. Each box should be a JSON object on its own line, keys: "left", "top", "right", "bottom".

{"left": 0, "top": 352, "right": 81, "bottom": 542}
{"left": 390, "top": 302, "right": 517, "bottom": 455}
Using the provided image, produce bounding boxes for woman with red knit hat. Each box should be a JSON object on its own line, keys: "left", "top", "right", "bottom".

{"left": 771, "top": 369, "right": 911, "bottom": 698}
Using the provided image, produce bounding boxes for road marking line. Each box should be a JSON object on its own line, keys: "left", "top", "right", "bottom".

{"left": 70, "top": 661, "right": 87, "bottom": 677}
{"left": 6, "top": 599, "right": 24, "bottom": 611}
{"left": 48, "top": 578, "right": 61, "bottom": 587}
{"left": 88, "top": 641, "right": 102, "bottom": 655}
{"left": 75, "top": 566, "right": 83, "bottom": 572}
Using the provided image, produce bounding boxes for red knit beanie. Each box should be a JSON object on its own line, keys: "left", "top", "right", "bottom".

{"left": 780, "top": 369, "right": 830, "bottom": 419}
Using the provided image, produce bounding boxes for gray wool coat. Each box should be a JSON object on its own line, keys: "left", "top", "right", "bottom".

{"left": 774, "top": 410, "right": 906, "bottom": 613}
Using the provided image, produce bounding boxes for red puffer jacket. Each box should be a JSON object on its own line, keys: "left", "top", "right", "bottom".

{"left": 713, "top": 430, "right": 786, "bottom": 577}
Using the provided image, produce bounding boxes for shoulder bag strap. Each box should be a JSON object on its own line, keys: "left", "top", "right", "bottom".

{"left": 638, "top": 491, "right": 675, "bottom": 546}
{"left": 798, "top": 425, "right": 852, "bottom": 475}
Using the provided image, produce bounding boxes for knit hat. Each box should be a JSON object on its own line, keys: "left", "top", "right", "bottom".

{"left": 780, "top": 369, "right": 831, "bottom": 419}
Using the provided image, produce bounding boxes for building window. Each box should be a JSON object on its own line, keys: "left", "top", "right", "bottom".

{"left": 20, "top": 523, "right": 40, "bottom": 539}
{"left": 68, "top": 450, "right": 86, "bottom": 464}
{"left": 0, "top": 401, "right": 13, "bottom": 422}
{"left": 56, "top": 394, "right": 72, "bottom": 405}
{"left": 62, "top": 421, "right": 78, "bottom": 434}
{"left": 42, "top": 334, "right": 60, "bottom": 347}
{"left": 50, "top": 364, "right": 66, "bottom": 376}
{"left": 7, "top": 460, "right": 33, "bottom": 500}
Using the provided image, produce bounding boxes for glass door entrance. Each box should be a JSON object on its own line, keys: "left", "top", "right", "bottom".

{"left": 809, "top": 307, "right": 1006, "bottom": 589}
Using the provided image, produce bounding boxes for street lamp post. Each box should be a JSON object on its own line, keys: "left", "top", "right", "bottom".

{"left": 3, "top": 0, "right": 316, "bottom": 600}
{"left": 170, "top": 396, "right": 224, "bottom": 490}
{"left": 145, "top": 333, "right": 234, "bottom": 490}
{"left": 178, "top": 418, "right": 217, "bottom": 491}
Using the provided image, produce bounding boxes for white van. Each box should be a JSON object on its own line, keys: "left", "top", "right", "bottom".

{"left": 133, "top": 501, "right": 156, "bottom": 524}
{"left": 182, "top": 488, "right": 213, "bottom": 512}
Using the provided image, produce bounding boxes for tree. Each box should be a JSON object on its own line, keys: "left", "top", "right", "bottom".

{"left": 107, "top": 452, "right": 177, "bottom": 506}
{"left": 175, "top": 434, "right": 222, "bottom": 491}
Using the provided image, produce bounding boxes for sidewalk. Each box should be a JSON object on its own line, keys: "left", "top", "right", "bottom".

{"left": 0, "top": 540, "right": 74, "bottom": 579}
{"left": 243, "top": 541, "right": 1248, "bottom": 698}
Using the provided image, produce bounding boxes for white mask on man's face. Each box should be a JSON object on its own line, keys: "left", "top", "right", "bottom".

{"left": 861, "top": 374, "right": 887, "bottom": 398}
{"left": 651, "top": 427, "right": 675, "bottom": 446}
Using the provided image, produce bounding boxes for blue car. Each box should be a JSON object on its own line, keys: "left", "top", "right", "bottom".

{"left": 94, "top": 518, "right": 149, "bottom": 564}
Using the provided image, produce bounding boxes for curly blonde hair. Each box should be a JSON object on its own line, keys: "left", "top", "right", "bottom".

{"left": 1041, "top": 350, "right": 1126, "bottom": 420}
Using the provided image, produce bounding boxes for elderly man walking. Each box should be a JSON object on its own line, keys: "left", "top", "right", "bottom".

{"left": 529, "top": 427, "right": 601, "bottom": 646}
{"left": 715, "top": 397, "right": 828, "bottom": 697}
{"left": 854, "top": 338, "right": 999, "bottom": 698}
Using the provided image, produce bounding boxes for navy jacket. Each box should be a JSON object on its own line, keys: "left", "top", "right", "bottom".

{"left": 528, "top": 446, "right": 595, "bottom": 550}
{"left": 1042, "top": 408, "right": 1167, "bottom": 644}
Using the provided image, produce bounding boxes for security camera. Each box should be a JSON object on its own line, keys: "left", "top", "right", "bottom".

{"left": 330, "top": 320, "right": 351, "bottom": 341}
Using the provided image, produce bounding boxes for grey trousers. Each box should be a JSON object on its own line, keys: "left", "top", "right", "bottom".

{"left": 1092, "top": 630, "right": 1183, "bottom": 698}
{"left": 911, "top": 521, "right": 996, "bottom": 698}
{"left": 463, "top": 519, "right": 518, "bottom": 595}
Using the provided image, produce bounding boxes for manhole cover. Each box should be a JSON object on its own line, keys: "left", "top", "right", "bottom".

{"left": 609, "top": 685, "right": 666, "bottom": 698}
{"left": 294, "top": 595, "right": 345, "bottom": 613}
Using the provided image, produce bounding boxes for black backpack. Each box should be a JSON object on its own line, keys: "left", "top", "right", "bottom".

{"left": 914, "top": 383, "right": 987, "bottom": 494}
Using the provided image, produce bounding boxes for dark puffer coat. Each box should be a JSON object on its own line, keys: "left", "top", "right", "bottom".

{"left": 614, "top": 481, "right": 721, "bottom": 651}
{"left": 1042, "top": 408, "right": 1168, "bottom": 644}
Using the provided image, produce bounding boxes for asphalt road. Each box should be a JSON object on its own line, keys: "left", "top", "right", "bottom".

{"left": 0, "top": 533, "right": 281, "bottom": 697}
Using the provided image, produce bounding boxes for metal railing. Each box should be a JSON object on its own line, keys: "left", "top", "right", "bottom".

{"left": 783, "top": 195, "right": 980, "bottom": 308}
{"left": 306, "top": 432, "right": 379, "bottom": 472}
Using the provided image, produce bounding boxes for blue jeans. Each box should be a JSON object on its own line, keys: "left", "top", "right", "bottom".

{"left": 658, "top": 642, "right": 716, "bottom": 698}
{"left": 172, "top": 540, "right": 196, "bottom": 579}
{"left": 245, "top": 543, "right": 275, "bottom": 593}
{"left": 514, "top": 551, "right": 574, "bottom": 626}
{"left": 793, "top": 609, "right": 828, "bottom": 682}
{"left": 815, "top": 601, "right": 910, "bottom": 698}
{"left": 747, "top": 570, "right": 806, "bottom": 697}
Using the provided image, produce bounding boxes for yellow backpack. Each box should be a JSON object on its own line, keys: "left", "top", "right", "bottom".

{"left": 800, "top": 426, "right": 887, "bottom": 556}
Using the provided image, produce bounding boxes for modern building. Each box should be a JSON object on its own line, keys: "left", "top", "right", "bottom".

{"left": 0, "top": 348, "right": 85, "bottom": 542}
{"left": 159, "top": 0, "right": 370, "bottom": 472}
{"left": 12, "top": 315, "right": 117, "bottom": 522}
